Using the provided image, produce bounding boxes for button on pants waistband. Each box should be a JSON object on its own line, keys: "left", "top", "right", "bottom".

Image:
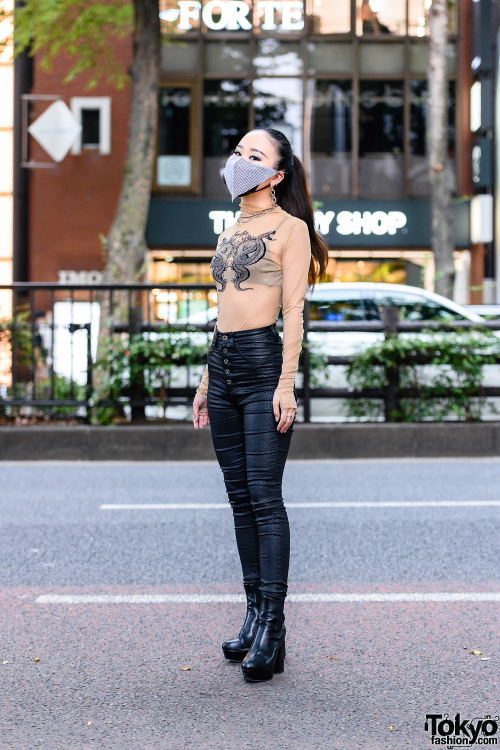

{"left": 212, "top": 323, "right": 278, "bottom": 346}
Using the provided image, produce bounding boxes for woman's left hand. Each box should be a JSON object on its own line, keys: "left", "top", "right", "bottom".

{"left": 193, "top": 395, "right": 210, "bottom": 429}
{"left": 273, "top": 390, "right": 296, "bottom": 433}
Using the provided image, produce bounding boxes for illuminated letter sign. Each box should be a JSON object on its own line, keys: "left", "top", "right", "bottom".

{"left": 209, "top": 209, "right": 407, "bottom": 236}
{"left": 314, "top": 211, "right": 335, "bottom": 235}
{"left": 209, "top": 210, "right": 239, "bottom": 233}
{"left": 336, "top": 211, "right": 407, "bottom": 236}
{"left": 177, "top": 1, "right": 201, "bottom": 30}
{"left": 162, "top": 1, "right": 303, "bottom": 31}
{"left": 257, "top": 0, "right": 303, "bottom": 30}
{"left": 281, "top": 2, "right": 303, "bottom": 29}
{"left": 202, "top": 0, "right": 252, "bottom": 29}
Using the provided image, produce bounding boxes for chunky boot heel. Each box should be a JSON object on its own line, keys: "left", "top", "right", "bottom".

{"left": 273, "top": 639, "right": 286, "bottom": 674}
{"left": 222, "top": 582, "right": 262, "bottom": 662}
{"left": 241, "top": 595, "right": 286, "bottom": 682}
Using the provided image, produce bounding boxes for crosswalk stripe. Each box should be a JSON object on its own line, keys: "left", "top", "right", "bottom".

{"left": 99, "top": 501, "right": 500, "bottom": 510}
{"left": 36, "top": 592, "right": 500, "bottom": 604}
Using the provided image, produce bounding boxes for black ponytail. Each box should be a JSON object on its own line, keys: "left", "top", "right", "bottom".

{"left": 252, "top": 127, "right": 329, "bottom": 288}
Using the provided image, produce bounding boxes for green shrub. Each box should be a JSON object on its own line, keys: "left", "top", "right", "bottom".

{"left": 93, "top": 325, "right": 209, "bottom": 424}
{"left": 0, "top": 306, "right": 33, "bottom": 378}
{"left": 346, "top": 328, "right": 500, "bottom": 422}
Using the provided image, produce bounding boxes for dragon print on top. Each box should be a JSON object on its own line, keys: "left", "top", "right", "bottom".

{"left": 210, "top": 229, "right": 277, "bottom": 292}
{"left": 198, "top": 204, "right": 312, "bottom": 410}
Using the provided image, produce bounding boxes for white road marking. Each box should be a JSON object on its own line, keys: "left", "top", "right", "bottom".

{"left": 99, "top": 501, "right": 500, "bottom": 510}
{"left": 4, "top": 456, "right": 500, "bottom": 465}
{"left": 36, "top": 592, "right": 500, "bottom": 604}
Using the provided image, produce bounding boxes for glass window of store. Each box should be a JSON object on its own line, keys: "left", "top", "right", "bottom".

{"left": 155, "top": 86, "right": 197, "bottom": 190}
{"left": 309, "top": 80, "right": 353, "bottom": 198}
{"left": 158, "top": 0, "right": 459, "bottom": 199}
{"left": 409, "top": 80, "right": 456, "bottom": 197}
{"left": 203, "top": 79, "right": 251, "bottom": 195}
{"left": 359, "top": 80, "right": 404, "bottom": 198}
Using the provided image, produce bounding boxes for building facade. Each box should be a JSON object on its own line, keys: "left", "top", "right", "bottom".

{"left": 17, "top": 0, "right": 488, "bottom": 311}
{"left": 0, "top": 1, "right": 13, "bottom": 387}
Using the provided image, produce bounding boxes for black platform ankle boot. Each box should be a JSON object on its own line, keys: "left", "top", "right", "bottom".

{"left": 222, "top": 582, "right": 262, "bottom": 662}
{"left": 240, "top": 595, "right": 286, "bottom": 682}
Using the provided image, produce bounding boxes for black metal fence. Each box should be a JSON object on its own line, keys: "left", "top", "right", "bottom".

{"left": 2, "top": 282, "right": 500, "bottom": 423}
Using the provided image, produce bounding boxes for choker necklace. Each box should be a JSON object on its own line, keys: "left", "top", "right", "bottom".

{"left": 236, "top": 205, "right": 277, "bottom": 223}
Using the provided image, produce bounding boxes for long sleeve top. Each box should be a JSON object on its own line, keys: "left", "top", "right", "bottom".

{"left": 196, "top": 199, "right": 311, "bottom": 410}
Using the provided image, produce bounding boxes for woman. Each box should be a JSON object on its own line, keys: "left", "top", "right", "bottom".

{"left": 192, "top": 127, "right": 328, "bottom": 682}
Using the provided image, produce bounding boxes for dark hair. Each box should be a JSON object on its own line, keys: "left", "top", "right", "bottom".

{"left": 251, "top": 127, "right": 329, "bottom": 288}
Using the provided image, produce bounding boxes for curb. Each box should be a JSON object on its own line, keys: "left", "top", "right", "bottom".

{"left": 1, "top": 423, "right": 500, "bottom": 460}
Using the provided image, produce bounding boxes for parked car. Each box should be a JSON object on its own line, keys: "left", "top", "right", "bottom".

{"left": 163, "top": 283, "right": 500, "bottom": 421}
{"left": 466, "top": 304, "right": 500, "bottom": 318}
{"left": 178, "top": 282, "right": 493, "bottom": 356}
{"left": 304, "top": 282, "right": 495, "bottom": 357}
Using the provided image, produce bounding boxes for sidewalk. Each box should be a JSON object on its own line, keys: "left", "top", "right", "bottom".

{"left": 1, "top": 422, "right": 500, "bottom": 460}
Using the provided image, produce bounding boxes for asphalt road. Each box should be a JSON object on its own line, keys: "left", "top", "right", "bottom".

{"left": 1, "top": 458, "right": 499, "bottom": 750}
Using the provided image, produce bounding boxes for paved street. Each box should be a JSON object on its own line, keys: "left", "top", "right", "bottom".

{"left": 1, "top": 458, "right": 499, "bottom": 750}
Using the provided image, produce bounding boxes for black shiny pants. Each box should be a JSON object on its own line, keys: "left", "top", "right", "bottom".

{"left": 206, "top": 323, "right": 294, "bottom": 602}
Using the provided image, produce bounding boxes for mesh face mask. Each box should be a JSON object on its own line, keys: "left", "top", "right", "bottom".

{"left": 223, "top": 155, "right": 278, "bottom": 202}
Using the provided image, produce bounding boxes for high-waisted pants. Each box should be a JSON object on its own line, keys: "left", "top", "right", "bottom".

{"left": 206, "top": 322, "right": 294, "bottom": 603}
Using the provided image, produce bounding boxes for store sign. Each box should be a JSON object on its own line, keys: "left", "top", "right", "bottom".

{"left": 160, "top": 1, "right": 304, "bottom": 31}
{"left": 147, "top": 198, "right": 471, "bottom": 248}
{"left": 470, "top": 79, "right": 493, "bottom": 133}
{"left": 57, "top": 270, "right": 103, "bottom": 284}
{"left": 208, "top": 209, "right": 408, "bottom": 237}
{"left": 472, "top": 138, "right": 493, "bottom": 187}
{"left": 470, "top": 194, "right": 493, "bottom": 243}
{"left": 28, "top": 100, "right": 82, "bottom": 163}
{"left": 335, "top": 210, "right": 407, "bottom": 236}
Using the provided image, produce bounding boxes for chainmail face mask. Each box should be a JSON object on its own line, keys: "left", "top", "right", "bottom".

{"left": 223, "top": 155, "right": 278, "bottom": 202}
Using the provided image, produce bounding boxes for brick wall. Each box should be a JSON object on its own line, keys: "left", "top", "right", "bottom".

{"left": 28, "top": 40, "right": 132, "bottom": 282}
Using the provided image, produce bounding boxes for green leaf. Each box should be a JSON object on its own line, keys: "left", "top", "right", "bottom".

{"left": 3, "top": 0, "right": 134, "bottom": 89}
{"left": 345, "top": 329, "right": 500, "bottom": 422}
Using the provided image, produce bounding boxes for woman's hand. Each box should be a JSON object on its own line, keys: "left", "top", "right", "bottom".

{"left": 273, "top": 390, "right": 296, "bottom": 433}
{"left": 193, "top": 395, "right": 210, "bottom": 429}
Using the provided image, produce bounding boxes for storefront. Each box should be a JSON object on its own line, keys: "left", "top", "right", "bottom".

{"left": 146, "top": 0, "right": 474, "bottom": 311}
{"left": 146, "top": 196, "right": 472, "bottom": 317}
{"left": 24, "top": 0, "right": 478, "bottom": 306}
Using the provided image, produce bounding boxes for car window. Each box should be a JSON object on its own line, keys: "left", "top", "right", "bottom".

{"left": 309, "top": 294, "right": 367, "bottom": 321}
{"left": 372, "top": 291, "right": 464, "bottom": 321}
{"left": 362, "top": 297, "right": 381, "bottom": 321}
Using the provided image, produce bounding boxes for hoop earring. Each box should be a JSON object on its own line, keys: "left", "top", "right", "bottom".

{"left": 271, "top": 184, "right": 277, "bottom": 207}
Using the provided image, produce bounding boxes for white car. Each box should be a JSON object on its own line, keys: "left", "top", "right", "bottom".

{"left": 303, "top": 282, "right": 500, "bottom": 420}
{"left": 179, "top": 281, "right": 492, "bottom": 355}
{"left": 169, "top": 283, "right": 500, "bottom": 420}
{"left": 304, "top": 282, "right": 494, "bottom": 358}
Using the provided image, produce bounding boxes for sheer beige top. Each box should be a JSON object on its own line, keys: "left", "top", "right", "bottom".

{"left": 196, "top": 200, "right": 312, "bottom": 410}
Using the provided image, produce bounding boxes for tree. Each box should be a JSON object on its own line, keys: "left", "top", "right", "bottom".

{"left": 1, "top": 0, "right": 161, "bottom": 284}
{"left": 100, "top": 1, "right": 160, "bottom": 284}
{"left": 427, "top": 0, "right": 455, "bottom": 299}
{"left": 2, "top": 0, "right": 161, "bottom": 416}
